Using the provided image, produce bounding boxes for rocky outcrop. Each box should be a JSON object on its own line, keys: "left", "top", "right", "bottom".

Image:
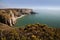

{"left": 0, "top": 9, "right": 33, "bottom": 26}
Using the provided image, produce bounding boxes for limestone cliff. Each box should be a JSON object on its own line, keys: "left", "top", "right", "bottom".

{"left": 0, "top": 9, "right": 33, "bottom": 26}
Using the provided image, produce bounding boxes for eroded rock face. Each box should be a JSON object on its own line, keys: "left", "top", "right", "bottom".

{"left": 0, "top": 9, "right": 33, "bottom": 26}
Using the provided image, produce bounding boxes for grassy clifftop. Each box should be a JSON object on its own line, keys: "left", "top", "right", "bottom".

{"left": 0, "top": 23, "right": 60, "bottom": 40}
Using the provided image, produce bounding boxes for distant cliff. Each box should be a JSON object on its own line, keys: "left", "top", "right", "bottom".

{"left": 0, "top": 9, "right": 34, "bottom": 26}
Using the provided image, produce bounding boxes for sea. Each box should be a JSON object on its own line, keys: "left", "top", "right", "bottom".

{"left": 15, "top": 9, "right": 60, "bottom": 28}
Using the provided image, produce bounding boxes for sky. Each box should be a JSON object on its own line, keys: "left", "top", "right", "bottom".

{"left": 0, "top": 0, "right": 60, "bottom": 9}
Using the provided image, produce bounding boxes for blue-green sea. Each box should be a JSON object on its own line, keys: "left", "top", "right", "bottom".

{"left": 15, "top": 9, "right": 60, "bottom": 28}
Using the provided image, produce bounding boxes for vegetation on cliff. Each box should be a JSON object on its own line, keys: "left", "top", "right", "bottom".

{"left": 0, "top": 23, "right": 60, "bottom": 40}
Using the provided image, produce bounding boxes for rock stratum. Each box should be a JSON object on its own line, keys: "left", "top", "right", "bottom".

{"left": 0, "top": 23, "right": 60, "bottom": 40}
{"left": 0, "top": 9, "right": 33, "bottom": 26}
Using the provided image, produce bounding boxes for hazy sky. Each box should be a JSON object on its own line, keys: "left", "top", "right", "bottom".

{"left": 0, "top": 0, "right": 60, "bottom": 9}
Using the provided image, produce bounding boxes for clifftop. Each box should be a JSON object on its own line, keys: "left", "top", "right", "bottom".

{"left": 0, "top": 23, "right": 60, "bottom": 40}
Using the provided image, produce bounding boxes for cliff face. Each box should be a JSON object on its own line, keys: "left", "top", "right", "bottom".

{"left": 0, "top": 9, "right": 33, "bottom": 26}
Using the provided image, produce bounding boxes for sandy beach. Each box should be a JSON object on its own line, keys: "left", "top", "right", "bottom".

{"left": 17, "top": 15, "right": 25, "bottom": 19}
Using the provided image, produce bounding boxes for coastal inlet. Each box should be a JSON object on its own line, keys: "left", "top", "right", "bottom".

{"left": 15, "top": 9, "right": 60, "bottom": 28}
